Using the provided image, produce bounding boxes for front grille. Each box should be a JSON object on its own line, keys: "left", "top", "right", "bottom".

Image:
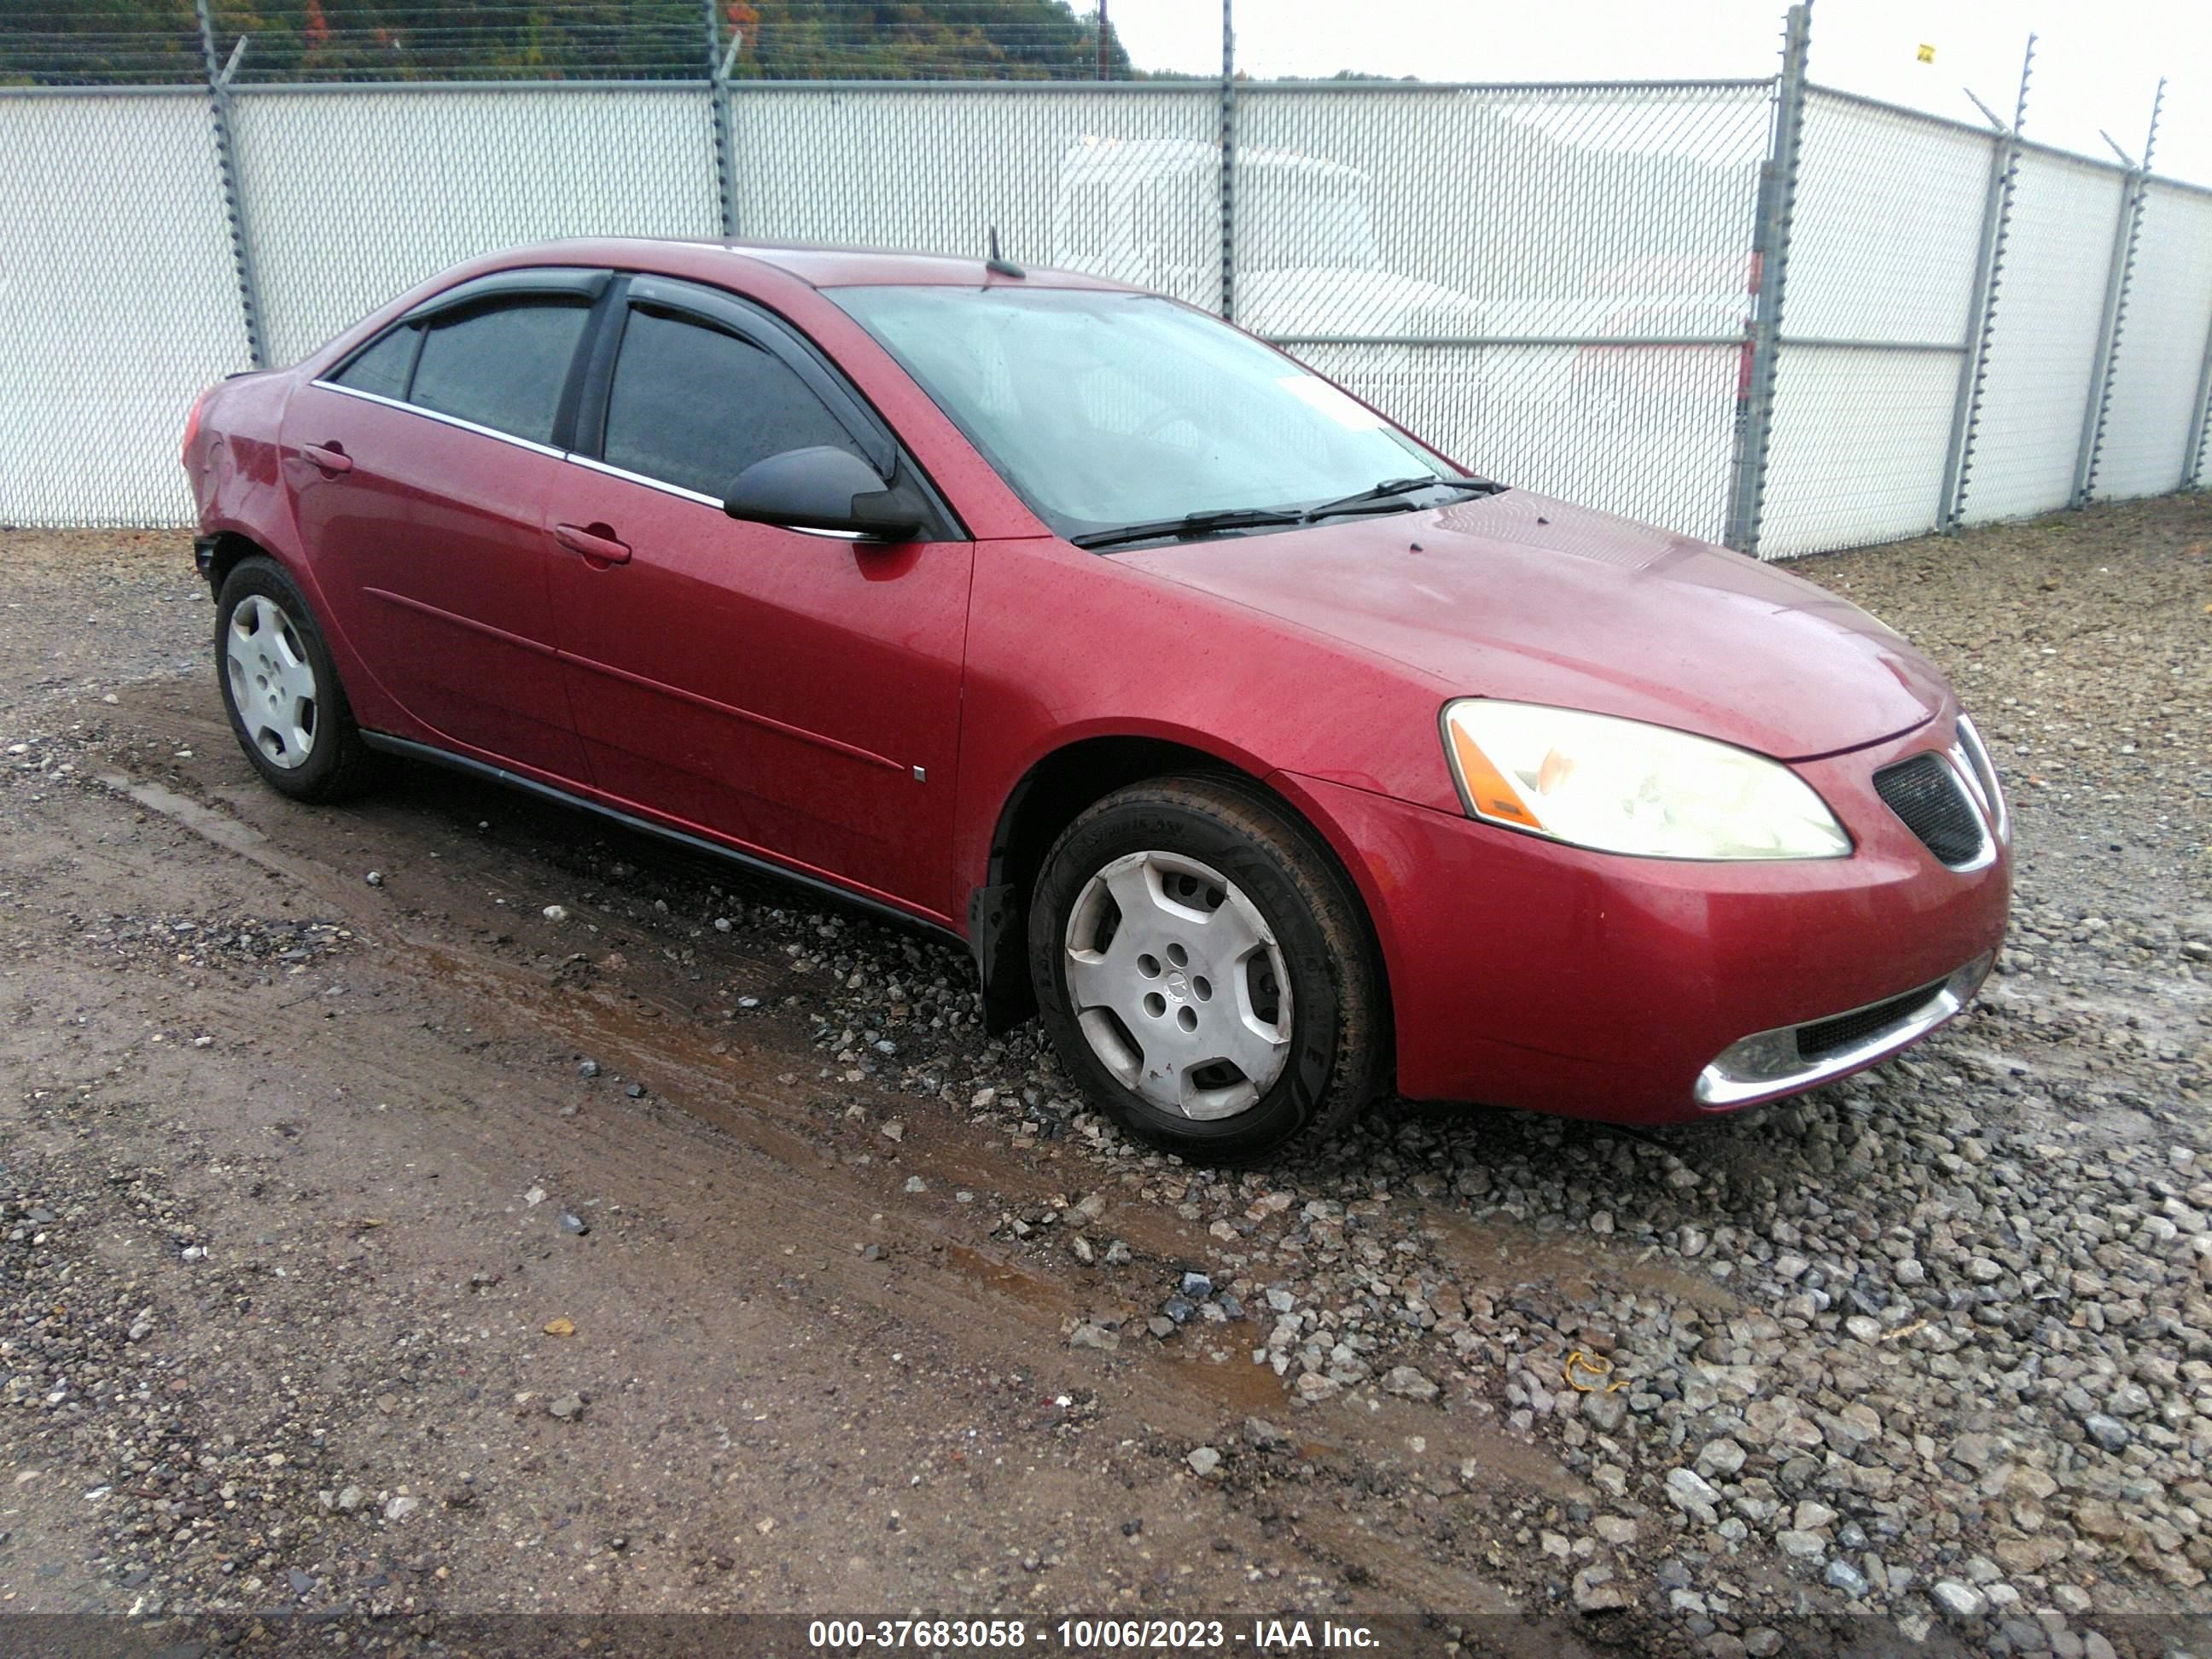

{"left": 1873, "top": 752, "right": 1986, "bottom": 867}
{"left": 1796, "top": 983, "right": 1944, "bottom": 1061}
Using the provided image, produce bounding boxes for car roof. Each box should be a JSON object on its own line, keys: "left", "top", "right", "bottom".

{"left": 493, "top": 236, "right": 1137, "bottom": 293}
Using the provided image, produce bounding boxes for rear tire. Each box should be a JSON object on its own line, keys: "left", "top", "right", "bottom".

{"left": 1027, "top": 774, "right": 1386, "bottom": 1162}
{"left": 215, "top": 556, "right": 381, "bottom": 802}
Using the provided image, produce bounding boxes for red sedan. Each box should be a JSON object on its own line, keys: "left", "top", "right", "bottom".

{"left": 182, "top": 240, "right": 2010, "bottom": 1160}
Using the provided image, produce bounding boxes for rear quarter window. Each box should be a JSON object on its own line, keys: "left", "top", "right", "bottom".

{"left": 330, "top": 324, "right": 418, "bottom": 400}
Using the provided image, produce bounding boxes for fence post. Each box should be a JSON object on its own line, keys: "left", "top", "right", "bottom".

{"left": 195, "top": 0, "right": 267, "bottom": 370}
{"left": 1723, "top": 3, "right": 1810, "bottom": 558}
{"left": 1218, "top": 0, "right": 1237, "bottom": 323}
{"left": 2186, "top": 314, "right": 2212, "bottom": 490}
{"left": 1938, "top": 37, "right": 2033, "bottom": 532}
{"left": 706, "top": 1, "right": 740, "bottom": 236}
{"left": 2071, "top": 79, "right": 2163, "bottom": 507}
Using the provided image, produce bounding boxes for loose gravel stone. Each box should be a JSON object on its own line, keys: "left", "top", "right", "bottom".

{"left": 1930, "top": 1580, "right": 1988, "bottom": 1620}
{"left": 1381, "top": 1365, "right": 1438, "bottom": 1401}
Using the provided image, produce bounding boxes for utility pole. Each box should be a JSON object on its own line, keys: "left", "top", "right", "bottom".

{"left": 1097, "top": 1, "right": 1109, "bottom": 79}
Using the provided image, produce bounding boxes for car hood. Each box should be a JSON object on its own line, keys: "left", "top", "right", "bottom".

{"left": 1117, "top": 490, "right": 1947, "bottom": 761}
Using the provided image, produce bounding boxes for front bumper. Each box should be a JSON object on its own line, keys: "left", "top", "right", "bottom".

{"left": 1275, "top": 719, "right": 2011, "bottom": 1126}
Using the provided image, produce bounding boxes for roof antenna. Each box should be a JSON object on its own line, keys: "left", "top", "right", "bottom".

{"left": 986, "top": 227, "right": 1026, "bottom": 280}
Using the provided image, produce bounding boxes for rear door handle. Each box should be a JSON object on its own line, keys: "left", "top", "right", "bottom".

{"left": 553, "top": 522, "right": 632, "bottom": 566}
{"left": 302, "top": 442, "right": 352, "bottom": 474}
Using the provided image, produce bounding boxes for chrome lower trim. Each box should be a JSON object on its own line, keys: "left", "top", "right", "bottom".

{"left": 312, "top": 380, "right": 569, "bottom": 459}
{"left": 1695, "top": 951, "right": 1994, "bottom": 1109}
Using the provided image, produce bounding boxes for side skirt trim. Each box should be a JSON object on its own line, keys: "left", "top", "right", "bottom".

{"left": 358, "top": 731, "right": 968, "bottom": 950}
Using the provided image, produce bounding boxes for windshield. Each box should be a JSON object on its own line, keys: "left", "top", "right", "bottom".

{"left": 830, "top": 286, "right": 1442, "bottom": 544}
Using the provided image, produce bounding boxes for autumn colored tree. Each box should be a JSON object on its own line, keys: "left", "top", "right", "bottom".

{"left": 0, "top": 0, "right": 1134, "bottom": 84}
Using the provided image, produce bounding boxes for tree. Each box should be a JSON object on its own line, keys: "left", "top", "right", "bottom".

{"left": 0, "top": 0, "right": 1135, "bottom": 84}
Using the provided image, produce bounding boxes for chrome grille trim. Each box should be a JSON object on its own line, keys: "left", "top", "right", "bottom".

{"left": 1874, "top": 749, "right": 1995, "bottom": 872}
{"left": 1953, "top": 713, "right": 2009, "bottom": 845}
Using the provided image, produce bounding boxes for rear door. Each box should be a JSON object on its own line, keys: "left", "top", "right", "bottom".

{"left": 284, "top": 270, "right": 602, "bottom": 781}
{"left": 543, "top": 276, "right": 974, "bottom": 921}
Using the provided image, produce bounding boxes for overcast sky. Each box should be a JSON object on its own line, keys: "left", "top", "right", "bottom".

{"left": 1104, "top": 0, "right": 2212, "bottom": 187}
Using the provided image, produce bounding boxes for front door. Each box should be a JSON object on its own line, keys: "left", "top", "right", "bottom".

{"left": 544, "top": 286, "right": 973, "bottom": 921}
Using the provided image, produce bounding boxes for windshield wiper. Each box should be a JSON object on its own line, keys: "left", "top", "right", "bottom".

{"left": 1070, "top": 506, "right": 1307, "bottom": 550}
{"left": 1070, "top": 476, "right": 1504, "bottom": 551}
{"left": 1300, "top": 474, "right": 1505, "bottom": 523}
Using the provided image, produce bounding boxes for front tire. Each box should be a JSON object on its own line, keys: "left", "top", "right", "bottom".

{"left": 215, "top": 556, "right": 380, "bottom": 802}
{"left": 1028, "top": 775, "right": 1386, "bottom": 1161}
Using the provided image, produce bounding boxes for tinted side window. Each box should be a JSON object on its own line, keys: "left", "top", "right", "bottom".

{"left": 333, "top": 325, "right": 418, "bottom": 399}
{"left": 410, "top": 301, "right": 590, "bottom": 445}
{"left": 602, "top": 309, "right": 862, "bottom": 499}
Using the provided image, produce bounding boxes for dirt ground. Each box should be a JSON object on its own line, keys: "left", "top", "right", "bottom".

{"left": 0, "top": 497, "right": 2206, "bottom": 1658}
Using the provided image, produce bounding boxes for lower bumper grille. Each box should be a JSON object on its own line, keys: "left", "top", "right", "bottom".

{"left": 1696, "top": 952, "right": 1993, "bottom": 1109}
{"left": 1797, "top": 985, "right": 1945, "bottom": 1061}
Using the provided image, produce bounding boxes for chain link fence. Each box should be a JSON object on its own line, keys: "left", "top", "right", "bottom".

{"left": 236, "top": 84, "right": 721, "bottom": 365}
{"left": 3, "top": 34, "right": 2210, "bottom": 550}
{"left": 732, "top": 84, "right": 1223, "bottom": 309}
{"left": 1237, "top": 81, "right": 1773, "bottom": 542}
{"left": 0, "top": 89, "right": 253, "bottom": 525}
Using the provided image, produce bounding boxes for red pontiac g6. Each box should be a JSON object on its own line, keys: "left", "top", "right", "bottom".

{"left": 182, "top": 240, "right": 2011, "bottom": 1161}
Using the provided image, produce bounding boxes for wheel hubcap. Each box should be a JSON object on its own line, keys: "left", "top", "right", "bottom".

{"left": 224, "top": 594, "right": 317, "bottom": 770}
{"left": 1062, "top": 850, "right": 1294, "bottom": 1121}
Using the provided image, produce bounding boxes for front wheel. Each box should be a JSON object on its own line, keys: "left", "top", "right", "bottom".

{"left": 1027, "top": 775, "right": 1387, "bottom": 1162}
{"left": 215, "top": 556, "right": 381, "bottom": 801}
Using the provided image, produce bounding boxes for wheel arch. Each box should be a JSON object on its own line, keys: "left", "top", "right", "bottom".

{"left": 968, "top": 734, "right": 1394, "bottom": 1054}
{"left": 195, "top": 527, "right": 271, "bottom": 597}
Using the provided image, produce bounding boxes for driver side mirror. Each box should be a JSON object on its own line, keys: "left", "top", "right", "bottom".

{"left": 723, "top": 446, "right": 926, "bottom": 541}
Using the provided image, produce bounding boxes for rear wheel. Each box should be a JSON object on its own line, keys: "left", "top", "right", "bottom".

{"left": 215, "top": 556, "right": 380, "bottom": 801}
{"left": 1028, "top": 775, "right": 1386, "bottom": 1161}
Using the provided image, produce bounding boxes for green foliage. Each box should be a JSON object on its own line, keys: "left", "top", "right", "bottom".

{"left": 0, "top": 0, "right": 1134, "bottom": 84}
{"left": 736, "top": 1, "right": 1133, "bottom": 81}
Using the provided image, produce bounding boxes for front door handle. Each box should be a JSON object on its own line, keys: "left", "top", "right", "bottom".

{"left": 302, "top": 442, "right": 352, "bottom": 475}
{"left": 553, "top": 522, "right": 632, "bottom": 567}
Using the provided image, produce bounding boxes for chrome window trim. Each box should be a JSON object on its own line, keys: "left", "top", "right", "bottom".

{"left": 559, "top": 452, "right": 869, "bottom": 539}
{"left": 561, "top": 451, "right": 723, "bottom": 509}
{"left": 306, "top": 387, "right": 882, "bottom": 543}
{"left": 311, "top": 380, "right": 568, "bottom": 460}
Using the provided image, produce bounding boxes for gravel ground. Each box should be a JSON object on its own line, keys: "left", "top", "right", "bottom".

{"left": 0, "top": 496, "right": 2207, "bottom": 1656}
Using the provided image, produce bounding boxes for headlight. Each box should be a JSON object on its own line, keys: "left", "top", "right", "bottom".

{"left": 1441, "top": 699, "right": 1850, "bottom": 861}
